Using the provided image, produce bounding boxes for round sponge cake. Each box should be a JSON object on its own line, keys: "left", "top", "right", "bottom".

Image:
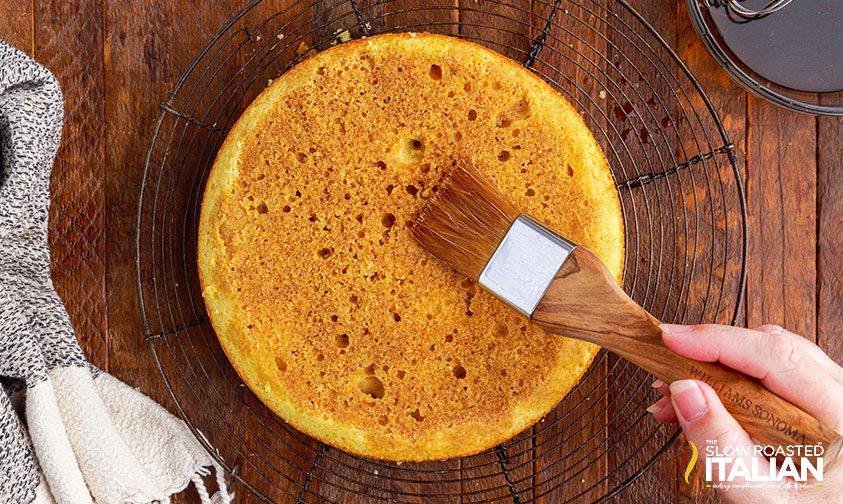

{"left": 198, "top": 33, "right": 624, "bottom": 461}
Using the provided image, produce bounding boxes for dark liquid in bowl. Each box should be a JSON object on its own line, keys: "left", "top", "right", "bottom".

{"left": 707, "top": 0, "right": 843, "bottom": 93}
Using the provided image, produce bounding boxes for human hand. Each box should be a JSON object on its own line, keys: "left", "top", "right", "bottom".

{"left": 647, "top": 324, "right": 843, "bottom": 504}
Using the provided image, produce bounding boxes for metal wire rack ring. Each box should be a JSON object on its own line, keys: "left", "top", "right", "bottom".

{"left": 136, "top": 0, "right": 748, "bottom": 502}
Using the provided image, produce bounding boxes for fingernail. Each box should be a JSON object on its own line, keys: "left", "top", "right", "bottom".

{"left": 646, "top": 401, "right": 666, "bottom": 414}
{"left": 669, "top": 380, "right": 708, "bottom": 422}
{"left": 660, "top": 323, "right": 694, "bottom": 335}
{"left": 651, "top": 379, "right": 665, "bottom": 389}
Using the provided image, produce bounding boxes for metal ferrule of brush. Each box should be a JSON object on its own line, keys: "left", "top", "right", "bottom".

{"left": 478, "top": 215, "right": 577, "bottom": 319}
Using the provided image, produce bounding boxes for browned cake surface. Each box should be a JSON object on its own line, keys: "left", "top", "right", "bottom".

{"left": 198, "top": 33, "right": 624, "bottom": 460}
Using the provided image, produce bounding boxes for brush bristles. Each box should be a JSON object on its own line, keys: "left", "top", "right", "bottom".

{"left": 412, "top": 161, "right": 521, "bottom": 280}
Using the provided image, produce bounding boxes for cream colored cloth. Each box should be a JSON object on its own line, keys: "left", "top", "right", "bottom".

{"left": 21, "top": 367, "right": 232, "bottom": 504}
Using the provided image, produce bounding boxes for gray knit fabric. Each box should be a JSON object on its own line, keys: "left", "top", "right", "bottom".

{"left": 0, "top": 40, "right": 87, "bottom": 503}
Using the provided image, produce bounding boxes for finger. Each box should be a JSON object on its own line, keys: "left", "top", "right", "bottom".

{"left": 661, "top": 324, "right": 843, "bottom": 431}
{"left": 646, "top": 396, "right": 678, "bottom": 423}
{"left": 670, "top": 380, "right": 783, "bottom": 504}
{"left": 752, "top": 324, "right": 843, "bottom": 380}
{"left": 652, "top": 378, "right": 671, "bottom": 398}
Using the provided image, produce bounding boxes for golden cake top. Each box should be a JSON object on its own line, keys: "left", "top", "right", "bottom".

{"left": 198, "top": 33, "right": 624, "bottom": 460}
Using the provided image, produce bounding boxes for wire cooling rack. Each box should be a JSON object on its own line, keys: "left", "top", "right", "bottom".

{"left": 135, "top": 0, "right": 748, "bottom": 501}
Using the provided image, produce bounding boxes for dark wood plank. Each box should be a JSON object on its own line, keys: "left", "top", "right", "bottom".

{"left": 674, "top": 1, "right": 748, "bottom": 501}
{"left": 0, "top": 0, "right": 33, "bottom": 56}
{"left": 745, "top": 98, "right": 816, "bottom": 340}
{"left": 38, "top": 0, "right": 108, "bottom": 370}
{"left": 818, "top": 111, "right": 843, "bottom": 365}
{"left": 460, "top": 0, "right": 532, "bottom": 61}
{"left": 104, "top": 0, "right": 175, "bottom": 440}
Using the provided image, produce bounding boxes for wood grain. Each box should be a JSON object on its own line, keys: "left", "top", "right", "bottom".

{"left": 38, "top": 0, "right": 108, "bottom": 370}
{"left": 0, "top": 0, "right": 33, "bottom": 55}
{"left": 14, "top": 0, "right": 839, "bottom": 502}
{"left": 745, "top": 99, "right": 817, "bottom": 339}
{"left": 817, "top": 110, "right": 843, "bottom": 374}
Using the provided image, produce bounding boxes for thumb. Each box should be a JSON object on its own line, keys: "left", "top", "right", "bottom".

{"left": 670, "top": 380, "right": 783, "bottom": 503}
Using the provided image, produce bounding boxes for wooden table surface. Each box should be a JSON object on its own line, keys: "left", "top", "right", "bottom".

{"left": 1, "top": 1, "right": 840, "bottom": 502}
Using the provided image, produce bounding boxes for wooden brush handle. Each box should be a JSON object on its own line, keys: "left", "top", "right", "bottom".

{"left": 532, "top": 247, "right": 843, "bottom": 463}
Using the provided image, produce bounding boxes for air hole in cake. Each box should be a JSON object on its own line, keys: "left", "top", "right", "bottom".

{"left": 567, "top": 164, "right": 574, "bottom": 177}
{"left": 397, "top": 370, "right": 406, "bottom": 379}
{"left": 365, "top": 364, "right": 376, "bottom": 375}
{"left": 355, "top": 213, "right": 364, "bottom": 223}
{"left": 359, "top": 376, "right": 385, "bottom": 399}
{"left": 498, "top": 151, "right": 511, "bottom": 162}
{"left": 275, "top": 357, "right": 287, "bottom": 372}
{"left": 493, "top": 81, "right": 502, "bottom": 90}
{"left": 295, "top": 190, "right": 302, "bottom": 197}
{"left": 335, "top": 334, "right": 349, "bottom": 348}
{"left": 378, "top": 415, "right": 389, "bottom": 426}
{"left": 525, "top": 188, "right": 535, "bottom": 197}
{"left": 494, "top": 323, "right": 508, "bottom": 337}
{"left": 357, "top": 230, "right": 365, "bottom": 238}
{"left": 317, "top": 247, "right": 333, "bottom": 258}
{"left": 350, "top": 294, "right": 359, "bottom": 304}
{"left": 344, "top": 193, "right": 351, "bottom": 200}
{"left": 420, "top": 163, "right": 430, "bottom": 173}
{"left": 317, "top": 353, "right": 325, "bottom": 362}
{"left": 406, "top": 184, "right": 418, "bottom": 197}
{"left": 386, "top": 184, "right": 395, "bottom": 195}
{"left": 464, "top": 82, "right": 471, "bottom": 92}
{"left": 452, "top": 365, "right": 467, "bottom": 379}
{"left": 330, "top": 315, "right": 339, "bottom": 322}
{"left": 296, "top": 152, "right": 307, "bottom": 163}
{"left": 393, "top": 312, "right": 401, "bottom": 322}
{"left": 508, "top": 97, "right": 532, "bottom": 121}
{"left": 399, "top": 138, "right": 425, "bottom": 164}
{"left": 447, "top": 90, "right": 454, "bottom": 98}
{"left": 256, "top": 203, "right": 268, "bottom": 214}
{"left": 429, "top": 64, "right": 442, "bottom": 80}
{"left": 381, "top": 213, "right": 395, "bottom": 228}
{"left": 282, "top": 205, "right": 291, "bottom": 213}
{"left": 317, "top": 66, "right": 326, "bottom": 75}
{"left": 454, "top": 131, "right": 463, "bottom": 141}
{"left": 467, "top": 109, "right": 477, "bottom": 121}
{"left": 376, "top": 161, "right": 386, "bottom": 170}
{"left": 496, "top": 114, "right": 511, "bottom": 128}
{"left": 410, "top": 408, "right": 424, "bottom": 421}
{"left": 464, "top": 290, "right": 475, "bottom": 317}
{"left": 513, "top": 145, "right": 521, "bottom": 150}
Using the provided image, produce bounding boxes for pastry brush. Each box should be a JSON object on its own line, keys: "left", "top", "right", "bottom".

{"left": 412, "top": 161, "right": 842, "bottom": 464}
